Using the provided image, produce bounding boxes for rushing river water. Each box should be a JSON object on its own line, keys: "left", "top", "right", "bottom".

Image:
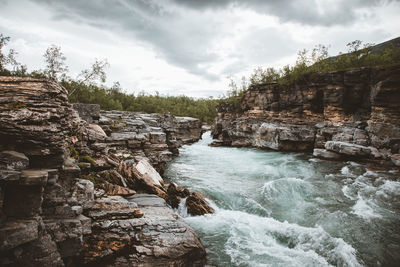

{"left": 164, "top": 132, "right": 400, "bottom": 267}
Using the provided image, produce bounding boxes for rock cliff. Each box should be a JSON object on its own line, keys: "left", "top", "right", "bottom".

{"left": 0, "top": 77, "right": 210, "bottom": 266}
{"left": 212, "top": 65, "right": 400, "bottom": 165}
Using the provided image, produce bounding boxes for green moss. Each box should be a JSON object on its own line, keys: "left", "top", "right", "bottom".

{"left": 70, "top": 146, "right": 79, "bottom": 159}
{"left": 102, "top": 171, "right": 112, "bottom": 183}
{"left": 78, "top": 162, "right": 91, "bottom": 169}
{"left": 81, "top": 172, "right": 103, "bottom": 186}
{"left": 4, "top": 101, "right": 26, "bottom": 109}
{"left": 79, "top": 155, "right": 97, "bottom": 167}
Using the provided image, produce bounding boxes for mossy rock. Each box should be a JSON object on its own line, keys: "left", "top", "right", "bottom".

{"left": 81, "top": 172, "right": 103, "bottom": 186}
{"left": 70, "top": 146, "right": 79, "bottom": 159}
{"left": 4, "top": 101, "right": 26, "bottom": 109}
{"left": 79, "top": 155, "right": 97, "bottom": 167}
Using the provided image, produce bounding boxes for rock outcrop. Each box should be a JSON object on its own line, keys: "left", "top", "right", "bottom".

{"left": 212, "top": 65, "right": 400, "bottom": 164}
{"left": 0, "top": 77, "right": 207, "bottom": 266}
{"left": 167, "top": 182, "right": 214, "bottom": 216}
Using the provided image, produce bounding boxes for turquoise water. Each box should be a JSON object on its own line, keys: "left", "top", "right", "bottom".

{"left": 164, "top": 132, "right": 400, "bottom": 267}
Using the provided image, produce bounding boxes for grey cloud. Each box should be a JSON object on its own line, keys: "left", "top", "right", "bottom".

{"left": 174, "top": 0, "right": 385, "bottom": 26}
{"left": 221, "top": 27, "right": 299, "bottom": 75}
{"left": 26, "top": 0, "right": 395, "bottom": 84}
{"left": 30, "top": 0, "right": 224, "bottom": 81}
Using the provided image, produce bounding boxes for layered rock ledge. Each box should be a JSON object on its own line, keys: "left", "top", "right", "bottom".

{"left": 212, "top": 65, "right": 400, "bottom": 165}
{"left": 0, "top": 76, "right": 210, "bottom": 266}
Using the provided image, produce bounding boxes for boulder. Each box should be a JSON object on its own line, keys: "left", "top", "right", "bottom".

{"left": 131, "top": 159, "right": 167, "bottom": 199}
{"left": 0, "top": 77, "right": 81, "bottom": 163}
{"left": 391, "top": 154, "right": 400, "bottom": 167}
{"left": 86, "top": 124, "right": 107, "bottom": 141}
{"left": 167, "top": 182, "right": 190, "bottom": 208}
{"left": 325, "top": 141, "right": 373, "bottom": 157}
{"left": 186, "top": 192, "right": 215, "bottom": 216}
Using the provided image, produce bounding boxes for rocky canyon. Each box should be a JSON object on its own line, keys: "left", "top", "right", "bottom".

{"left": 0, "top": 77, "right": 213, "bottom": 266}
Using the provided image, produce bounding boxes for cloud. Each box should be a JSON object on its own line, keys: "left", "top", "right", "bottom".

{"left": 29, "top": 0, "right": 228, "bottom": 81}
{"left": 173, "top": 0, "right": 385, "bottom": 26}
{"left": 1, "top": 0, "right": 399, "bottom": 97}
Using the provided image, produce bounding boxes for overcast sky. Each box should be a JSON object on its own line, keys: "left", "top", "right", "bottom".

{"left": 1, "top": 0, "right": 399, "bottom": 97}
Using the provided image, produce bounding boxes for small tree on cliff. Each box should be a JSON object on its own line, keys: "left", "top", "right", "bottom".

{"left": 67, "top": 58, "right": 110, "bottom": 97}
{"left": 0, "top": 34, "right": 11, "bottom": 71}
{"left": 43, "top": 45, "right": 69, "bottom": 81}
{"left": 77, "top": 58, "right": 109, "bottom": 86}
{"left": 0, "top": 34, "right": 24, "bottom": 74}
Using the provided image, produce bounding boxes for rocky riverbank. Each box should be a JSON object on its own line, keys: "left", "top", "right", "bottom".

{"left": 212, "top": 65, "right": 400, "bottom": 166}
{"left": 0, "top": 76, "right": 212, "bottom": 266}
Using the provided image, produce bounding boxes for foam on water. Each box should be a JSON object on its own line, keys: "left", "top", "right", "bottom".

{"left": 186, "top": 210, "right": 362, "bottom": 267}
{"left": 176, "top": 197, "right": 188, "bottom": 218}
{"left": 351, "top": 194, "right": 382, "bottom": 220}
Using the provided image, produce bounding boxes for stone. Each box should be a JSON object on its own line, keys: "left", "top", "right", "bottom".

{"left": 0, "top": 219, "right": 38, "bottom": 251}
{"left": 42, "top": 183, "right": 66, "bottom": 208}
{"left": 325, "top": 141, "right": 373, "bottom": 157}
{"left": 86, "top": 124, "right": 107, "bottom": 141}
{"left": 99, "top": 181, "right": 136, "bottom": 196}
{"left": 131, "top": 158, "right": 167, "bottom": 199}
{"left": 313, "top": 148, "right": 341, "bottom": 160}
{"left": 391, "top": 154, "right": 400, "bottom": 166}
{"left": 71, "top": 179, "right": 94, "bottom": 209}
{"left": 73, "top": 103, "right": 100, "bottom": 123}
{"left": 186, "top": 192, "right": 215, "bottom": 216}
{"left": 0, "top": 77, "right": 81, "bottom": 159}
{"left": 14, "top": 232, "right": 64, "bottom": 267}
{"left": 0, "top": 150, "right": 29, "bottom": 170}
{"left": 84, "top": 194, "right": 206, "bottom": 266}
{"left": 167, "top": 182, "right": 190, "bottom": 209}
{"left": 20, "top": 169, "right": 48, "bottom": 185}
{"left": 0, "top": 170, "right": 21, "bottom": 183}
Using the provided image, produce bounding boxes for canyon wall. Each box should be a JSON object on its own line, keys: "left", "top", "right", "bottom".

{"left": 212, "top": 65, "right": 400, "bottom": 165}
{"left": 0, "top": 77, "right": 209, "bottom": 266}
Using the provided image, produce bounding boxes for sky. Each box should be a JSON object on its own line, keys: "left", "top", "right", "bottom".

{"left": 0, "top": 0, "right": 399, "bottom": 98}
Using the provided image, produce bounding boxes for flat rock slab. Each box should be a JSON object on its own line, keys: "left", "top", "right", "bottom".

{"left": 85, "top": 194, "right": 206, "bottom": 266}
{"left": 325, "top": 141, "right": 373, "bottom": 157}
{"left": 313, "top": 148, "right": 341, "bottom": 160}
{"left": 128, "top": 193, "right": 167, "bottom": 207}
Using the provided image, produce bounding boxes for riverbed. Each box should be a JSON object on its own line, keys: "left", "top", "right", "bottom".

{"left": 164, "top": 132, "right": 400, "bottom": 267}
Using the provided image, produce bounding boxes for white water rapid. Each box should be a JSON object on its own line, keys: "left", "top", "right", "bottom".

{"left": 164, "top": 132, "right": 400, "bottom": 267}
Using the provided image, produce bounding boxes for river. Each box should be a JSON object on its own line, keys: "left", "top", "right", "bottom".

{"left": 164, "top": 132, "right": 400, "bottom": 267}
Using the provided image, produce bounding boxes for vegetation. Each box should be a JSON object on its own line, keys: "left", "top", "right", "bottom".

{"left": 248, "top": 40, "right": 400, "bottom": 87}
{"left": 79, "top": 155, "right": 98, "bottom": 167}
{"left": 1, "top": 33, "right": 399, "bottom": 119}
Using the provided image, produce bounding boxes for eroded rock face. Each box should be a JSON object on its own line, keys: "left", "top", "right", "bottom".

{"left": 212, "top": 65, "right": 400, "bottom": 164}
{"left": 0, "top": 77, "right": 81, "bottom": 167}
{"left": 0, "top": 77, "right": 84, "bottom": 266}
{"left": 0, "top": 77, "right": 207, "bottom": 266}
